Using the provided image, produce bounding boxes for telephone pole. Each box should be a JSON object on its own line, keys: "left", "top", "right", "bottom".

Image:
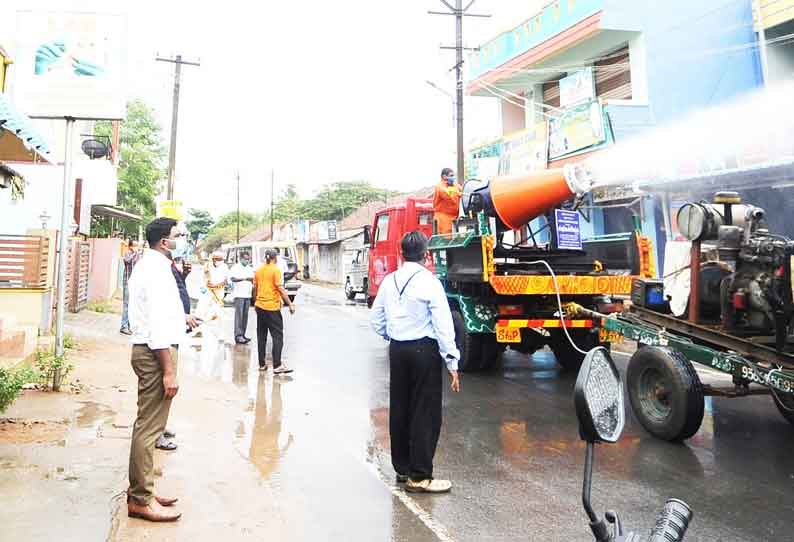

{"left": 236, "top": 171, "right": 241, "bottom": 243}
{"left": 270, "top": 169, "right": 275, "bottom": 239}
{"left": 429, "top": 0, "right": 489, "bottom": 181}
{"left": 156, "top": 54, "right": 200, "bottom": 200}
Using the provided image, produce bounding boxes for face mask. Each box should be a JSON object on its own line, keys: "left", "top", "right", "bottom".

{"left": 241, "top": 260, "right": 250, "bottom": 267}
{"left": 171, "top": 237, "right": 188, "bottom": 258}
{"left": 446, "top": 176, "right": 455, "bottom": 185}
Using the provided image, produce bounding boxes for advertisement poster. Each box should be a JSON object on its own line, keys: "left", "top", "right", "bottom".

{"left": 559, "top": 68, "right": 595, "bottom": 108}
{"left": 468, "top": 139, "right": 502, "bottom": 180}
{"left": 14, "top": 11, "right": 127, "bottom": 119}
{"left": 548, "top": 99, "right": 606, "bottom": 160}
{"left": 157, "top": 200, "right": 184, "bottom": 221}
{"left": 498, "top": 122, "right": 548, "bottom": 176}
{"left": 554, "top": 209, "right": 582, "bottom": 250}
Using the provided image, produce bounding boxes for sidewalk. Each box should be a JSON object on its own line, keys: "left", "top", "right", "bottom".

{"left": 0, "top": 309, "right": 288, "bottom": 542}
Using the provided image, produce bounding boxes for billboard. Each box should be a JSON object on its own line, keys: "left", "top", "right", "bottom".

{"left": 559, "top": 68, "right": 595, "bottom": 108}
{"left": 498, "top": 123, "right": 547, "bottom": 176}
{"left": 548, "top": 99, "right": 606, "bottom": 160}
{"left": 157, "top": 200, "right": 184, "bottom": 221}
{"left": 14, "top": 11, "right": 127, "bottom": 120}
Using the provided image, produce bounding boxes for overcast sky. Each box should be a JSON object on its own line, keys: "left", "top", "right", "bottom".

{"left": 14, "top": 0, "right": 540, "bottom": 218}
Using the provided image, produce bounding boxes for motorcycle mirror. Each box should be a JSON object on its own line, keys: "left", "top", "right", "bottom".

{"left": 574, "top": 347, "right": 625, "bottom": 444}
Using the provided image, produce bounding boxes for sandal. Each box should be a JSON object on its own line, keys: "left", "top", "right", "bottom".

{"left": 155, "top": 435, "right": 177, "bottom": 451}
{"left": 405, "top": 478, "right": 452, "bottom": 493}
{"left": 163, "top": 429, "right": 176, "bottom": 439}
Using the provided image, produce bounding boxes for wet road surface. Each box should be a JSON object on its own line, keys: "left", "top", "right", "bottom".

{"left": 157, "top": 283, "right": 794, "bottom": 541}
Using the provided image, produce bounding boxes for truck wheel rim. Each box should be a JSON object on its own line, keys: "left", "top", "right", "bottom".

{"left": 638, "top": 368, "right": 672, "bottom": 422}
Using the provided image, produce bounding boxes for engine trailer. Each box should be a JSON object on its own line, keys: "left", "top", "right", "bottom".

{"left": 570, "top": 190, "right": 794, "bottom": 442}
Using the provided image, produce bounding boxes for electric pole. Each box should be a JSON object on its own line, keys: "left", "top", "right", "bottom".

{"left": 429, "top": 0, "right": 489, "bottom": 181}
{"left": 270, "top": 169, "right": 275, "bottom": 240}
{"left": 236, "top": 171, "right": 241, "bottom": 243}
{"left": 156, "top": 54, "right": 200, "bottom": 200}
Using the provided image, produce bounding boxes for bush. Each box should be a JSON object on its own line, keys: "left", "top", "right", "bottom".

{"left": 34, "top": 350, "right": 74, "bottom": 391}
{"left": 0, "top": 366, "right": 34, "bottom": 413}
{"left": 63, "top": 333, "right": 77, "bottom": 350}
{"left": 86, "top": 299, "right": 112, "bottom": 313}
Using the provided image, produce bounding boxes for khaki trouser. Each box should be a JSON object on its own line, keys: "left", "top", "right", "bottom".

{"left": 128, "top": 344, "right": 178, "bottom": 505}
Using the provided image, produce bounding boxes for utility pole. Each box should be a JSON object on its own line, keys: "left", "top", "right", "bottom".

{"left": 156, "top": 54, "right": 200, "bottom": 200}
{"left": 236, "top": 171, "right": 241, "bottom": 243}
{"left": 429, "top": 0, "right": 489, "bottom": 181}
{"left": 270, "top": 169, "right": 275, "bottom": 240}
{"left": 755, "top": 3, "right": 770, "bottom": 85}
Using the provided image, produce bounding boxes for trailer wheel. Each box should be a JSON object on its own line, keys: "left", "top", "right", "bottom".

{"left": 771, "top": 391, "right": 794, "bottom": 426}
{"left": 627, "top": 347, "right": 705, "bottom": 441}
{"left": 549, "top": 330, "right": 600, "bottom": 372}
{"left": 452, "top": 310, "right": 484, "bottom": 372}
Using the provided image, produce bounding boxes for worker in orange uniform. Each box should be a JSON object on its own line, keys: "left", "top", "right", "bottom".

{"left": 433, "top": 168, "right": 462, "bottom": 235}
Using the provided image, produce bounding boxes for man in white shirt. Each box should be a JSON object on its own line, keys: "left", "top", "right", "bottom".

{"left": 229, "top": 250, "right": 254, "bottom": 344}
{"left": 274, "top": 247, "right": 289, "bottom": 284}
{"left": 206, "top": 251, "right": 229, "bottom": 308}
{"left": 127, "top": 217, "right": 196, "bottom": 522}
{"left": 370, "top": 231, "right": 461, "bottom": 494}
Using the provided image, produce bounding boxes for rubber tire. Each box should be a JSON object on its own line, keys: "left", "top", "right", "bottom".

{"left": 626, "top": 346, "right": 705, "bottom": 442}
{"left": 479, "top": 334, "right": 505, "bottom": 372}
{"left": 451, "top": 310, "right": 484, "bottom": 372}
{"left": 771, "top": 391, "right": 794, "bottom": 426}
{"left": 366, "top": 296, "right": 374, "bottom": 309}
{"left": 345, "top": 280, "right": 356, "bottom": 300}
{"left": 549, "top": 330, "right": 600, "bottom": 372}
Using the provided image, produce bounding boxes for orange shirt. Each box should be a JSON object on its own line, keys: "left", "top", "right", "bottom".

{"left": 433, "top": 180, "right": 462, "bottom": 217}
{"left": 253, "top": 263, "right": 283, "bottom": 311}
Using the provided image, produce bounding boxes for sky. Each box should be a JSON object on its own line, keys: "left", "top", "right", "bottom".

{"left": 11, "top": 0, "right": 542, "bottom": 218}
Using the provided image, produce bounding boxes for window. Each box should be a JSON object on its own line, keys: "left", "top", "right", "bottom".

{"left": 374, "top": 214, "right": 389, "bottom": 243}
{"left": 226, "top": 248, "right": 237, "bottom": 265}
{"left": 595, "top": 46, "right": 631, "bottom": 101}
{"left": 418, "top": 212, "right": 433, "bottom": 225}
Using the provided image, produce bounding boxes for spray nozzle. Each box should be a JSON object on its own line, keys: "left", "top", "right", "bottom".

{"left": 564, "top": 163, "right": 596, "bottom": 195}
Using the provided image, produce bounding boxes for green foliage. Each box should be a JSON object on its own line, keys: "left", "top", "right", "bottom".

{"left": 93, "top": 100, "right": 166, "bottom": 237}
{"left": 213, "top": 211, "right": 261, "bottom": 231}
{"left": 186, "top": 208, "right": 214, "bottom": 240}
{"left": 269, "top": 181, "right": 395, "bottom": 223}
{"left": 35, "top": 350, "right": 74, "bottom": 391}
{"left": 86, "top": 299, "right": 113, "bottom": 313}
{"left": 0, "top": 366, "right": 34, "bottom": 413}
{"left": 63, "top": 333, "right": 77, "bottom": 350}
{"left": 202, "top": 223, "right": 259, "bottom": 253}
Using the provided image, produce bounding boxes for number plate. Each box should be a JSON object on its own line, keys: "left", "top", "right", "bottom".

{"left": 496, "top": 325, "right": 521, "bottom": 343}
{"left": 599, "top": 327, "right": 623, "bottom": 344}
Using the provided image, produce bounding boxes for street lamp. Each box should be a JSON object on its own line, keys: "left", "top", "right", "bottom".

{"left": 425, "top": 80, "right": 456, "bottom": 125}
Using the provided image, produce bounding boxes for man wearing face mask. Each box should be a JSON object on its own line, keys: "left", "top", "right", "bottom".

{"left": 206, "top": 251, "right": 229, "bottom": 312}
{"left": 229, "top": 251, "right": 254, "bottom": 344}
{"left": 432, "top": 167, "right": 462, "bottom": 235}
{"left": 126, "top": 217, "right": 198, "bottom": 522}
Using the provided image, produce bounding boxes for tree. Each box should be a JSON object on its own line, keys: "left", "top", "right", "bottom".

{"left": 300, "top": 181, "right": 394, "bottom": 221}
{"left": 212, "top": 211, "right": 261, "bottom": 231}
{"left": 93, "top": 100, "right": 166, "bottom": 237}
{"left": 185, "top": 208, "right": 214, "bottom": 240}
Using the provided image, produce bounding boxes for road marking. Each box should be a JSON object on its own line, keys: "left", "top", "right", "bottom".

{"left": 365, "top": 462, "right": 456, "bottom": 542}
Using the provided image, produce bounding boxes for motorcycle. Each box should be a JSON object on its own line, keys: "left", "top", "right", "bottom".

{"left": 574, "top": 347, "right": 693, "bottom": 542}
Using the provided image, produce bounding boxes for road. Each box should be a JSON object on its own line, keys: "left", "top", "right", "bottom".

{"left": 121, "top": 283, "right": 794, "bottom": 541}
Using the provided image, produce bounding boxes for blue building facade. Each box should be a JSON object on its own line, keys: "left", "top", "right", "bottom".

{"left": 466, "top": 0, "right": 765, "bottom": 275}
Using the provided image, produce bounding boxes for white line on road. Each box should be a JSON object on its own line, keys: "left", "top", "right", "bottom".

{"left": 365, "top": 462, "right": 457, "bottom": 542}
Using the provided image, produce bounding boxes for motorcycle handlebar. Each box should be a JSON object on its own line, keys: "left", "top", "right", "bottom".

{"left": 647, "top": 499, "right": 692, "bottom": 542}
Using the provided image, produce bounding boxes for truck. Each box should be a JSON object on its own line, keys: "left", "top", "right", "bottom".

{"left": 366, "top": 196, "right": 435, "bottom": 307}
{"left": 344, "top": 245, "right": 369, "bottom": 300}
{"left": 428, "top": 165, "right": 655, "bottom": 372}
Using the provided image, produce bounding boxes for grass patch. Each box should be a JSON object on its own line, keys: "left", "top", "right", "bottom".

{"left": 86, "top": 299, "right": 113, "bottom": 313}
{"left": 0, "top": 366, "right": 35, "bottom": 413}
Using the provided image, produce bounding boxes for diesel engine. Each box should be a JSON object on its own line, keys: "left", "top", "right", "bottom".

{"left": 677, "top": 192, "right": 794, "bottom": 350}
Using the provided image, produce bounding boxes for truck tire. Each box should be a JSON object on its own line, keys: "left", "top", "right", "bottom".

{"left": 452, "top": 310, "right": 484, "bottom": 372}
{"left": 627, "top": 347, "right": 705, "bottom": 442}
{"left": 344, "top": 280, "right": 356, "bottom": 300}
{"left": 480, "top": 334, "right": 505, "bottom": 372}
{"left": 771, "top": 391, "right": 794, "bottom": 426}
{"left": 549, "top": 330, "right": 599, "bottom": 372}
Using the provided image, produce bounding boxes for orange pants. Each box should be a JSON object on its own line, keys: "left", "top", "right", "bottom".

{"left": 434, "top": 212, "right": 456, "bottom": 235}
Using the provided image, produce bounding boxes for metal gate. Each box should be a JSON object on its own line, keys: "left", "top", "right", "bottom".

{"left": 65, "top": 240, "right": 90, "bottom": 312}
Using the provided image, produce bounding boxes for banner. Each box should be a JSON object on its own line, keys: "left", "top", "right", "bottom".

{"left": 548, "top": 99, "right": 606, "bottom": 160}
{"left": 559, "top": 68, "right": 595, "bottom": 108}
{"left": 157, "top": 200, "right": 184, "bottom": 221}
{"left": 14, "top": 11, "right": 127, "bottom": 120}
{"left": 467, "top": 139, "right": 502, "bottom": 180}
{"left": 498, "top": 123, "right": 547, "bottom": 176}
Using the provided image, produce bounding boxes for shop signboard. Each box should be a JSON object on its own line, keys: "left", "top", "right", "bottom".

{"left": 548, "top": 99, "right": 606, "bottom": 160}
{"left": 468, "top": 138, "right": 502, "bottom": 180}
{"left": 559, "top": 68, "right": 595, "bottom": 108}
{"left": 14, "top": 10, "right": 127, "bottom": 120}
{"left": 554, "top": 209, "right": 582, "bottom": 250}
{"left": 157, "top": 200, "right": 184, "bottom": 221}
{"left": 498, "top": 122, "right": 547, "bottom": 176}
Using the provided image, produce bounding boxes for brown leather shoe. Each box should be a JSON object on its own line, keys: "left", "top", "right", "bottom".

{"left": 155, "top": 495, "right": 178, "bottom": 507}
{"left": 128, "top": 500, "right": 182, "bottom": 522}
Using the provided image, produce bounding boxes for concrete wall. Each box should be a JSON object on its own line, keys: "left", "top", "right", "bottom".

{"left": 88, "top": 238, "right": 122, "bottom": 302}
{"left": 0, "top": 289, "right": 49, "bottom": 331}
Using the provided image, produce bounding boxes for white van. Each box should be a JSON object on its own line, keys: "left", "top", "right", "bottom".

{"left": 224, "top": 241, "right": 301, "bottom": 301}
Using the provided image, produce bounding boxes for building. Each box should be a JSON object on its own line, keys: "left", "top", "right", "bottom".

{"left": 466, "top": 0, "right": 766, "bottom": 273}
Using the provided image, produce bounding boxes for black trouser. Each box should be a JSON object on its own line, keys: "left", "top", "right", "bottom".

{"left": 389, "top": 337, "right": 443, "bottom": 481}
{"left": 234, "top": 298, "right": 251, "bottom": 340}
{"left": 256, "top": 307, "right": 283, "bottom": 368}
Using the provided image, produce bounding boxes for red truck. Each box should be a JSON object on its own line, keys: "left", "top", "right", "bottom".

{"left": 366, "top": 197, "right": 434, "bottom": 307}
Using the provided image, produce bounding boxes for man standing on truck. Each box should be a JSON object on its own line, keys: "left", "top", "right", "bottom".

{"left": 433, "top": 168, "right": 462, "bottom": 235}
{"left": 370, "top": 231, "right": 460, "bottom": 494}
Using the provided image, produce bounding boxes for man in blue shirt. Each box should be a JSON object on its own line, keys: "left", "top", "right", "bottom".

{"left": 371, "top": 231, "right": 460, "bottom": 493}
